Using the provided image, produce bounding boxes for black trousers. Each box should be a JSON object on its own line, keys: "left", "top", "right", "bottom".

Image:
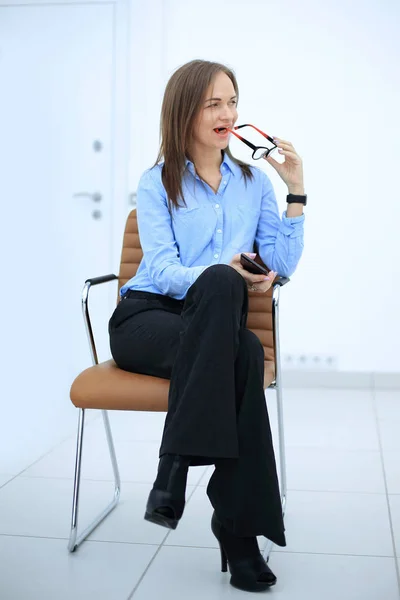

{"left": 108, "top": 264, "right": 286, "bottom": 546}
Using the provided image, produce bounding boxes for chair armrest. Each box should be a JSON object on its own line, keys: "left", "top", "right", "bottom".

{"left": 85, "top": 274, "right": 119, "bottom": 286}
{"left": 274, "top": 276, "right": 290, "bottom": 288}
{"left": 81, "top": 274, "right": 118, "bottom": 366}
{"left": 272, "top": 276, "right": 289, "bottom": 308}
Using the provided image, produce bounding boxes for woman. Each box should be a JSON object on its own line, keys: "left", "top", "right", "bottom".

{"left": 109, "top": 59, "right": 305, "bottom": 592}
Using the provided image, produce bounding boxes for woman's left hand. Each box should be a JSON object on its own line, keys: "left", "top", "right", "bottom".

{"left": 264, "top": 138, "right": 304, "bottom": 192}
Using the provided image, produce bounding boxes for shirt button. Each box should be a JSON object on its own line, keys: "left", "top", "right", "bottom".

{"left": 223, "top": 181, "right": 227, "bottom": 185}
{"left": 214, "top": 253, "right": 219, "bottom": 259}
{"left": 215, "top": 204, "right": 220, "bottom": 209}
{"left": 217, "top": 229, "right": 222, "bottom": 233}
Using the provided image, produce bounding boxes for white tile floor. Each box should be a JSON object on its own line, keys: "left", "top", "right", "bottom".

{"left": 0, "top": 388, "right": 400, "bottom": 599}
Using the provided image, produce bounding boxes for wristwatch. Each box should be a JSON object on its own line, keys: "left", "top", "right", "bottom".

{"left": 287, "top": 193, "right": 307, "bottom": 206}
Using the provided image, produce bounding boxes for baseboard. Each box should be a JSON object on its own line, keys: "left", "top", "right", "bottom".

{"left": 281, "top": 370, "right": 400, "bottom": 390}
{"left": 372, "top": 372, "right": 400, "bottom": 390}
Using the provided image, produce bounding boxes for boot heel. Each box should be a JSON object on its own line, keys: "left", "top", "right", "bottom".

{"left": 211, "top": 511, "right": 228, "bottom": 572}
{"left": 219, "top": 543, "right": 228, "bottom": 572}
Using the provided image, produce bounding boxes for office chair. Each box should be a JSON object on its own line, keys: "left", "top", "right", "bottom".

{"left": 68, "top": 209, "right": 289, "bottom": 561}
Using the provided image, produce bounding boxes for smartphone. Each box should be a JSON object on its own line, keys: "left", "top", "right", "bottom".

{"left": 240, "top": 253, "right": 270, "bottom": 276}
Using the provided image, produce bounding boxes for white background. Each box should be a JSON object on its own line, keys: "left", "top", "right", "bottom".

{"left": 128, "top": 0, "right": 400, "bottom": 373}
{"left": 0, "top": 0, "right": 399, "bottom": 471}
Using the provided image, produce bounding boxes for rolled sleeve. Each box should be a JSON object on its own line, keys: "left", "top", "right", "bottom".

{"left": 255, "top": 171, "right": 305, "bottom": 277}
{"left": 280, "top": 210, "right": 305, "bottom": 236}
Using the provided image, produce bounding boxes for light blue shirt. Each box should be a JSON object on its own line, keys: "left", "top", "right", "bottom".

{"left": 121, "top": 152, "right": 305, "bottom": 300}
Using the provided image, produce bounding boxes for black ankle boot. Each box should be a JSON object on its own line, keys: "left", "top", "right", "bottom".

{"left": 144, "top": 454, "right": 191, "bottom": 530}
{"left": 211, "top": 511, "right": 277, "bottom": 591}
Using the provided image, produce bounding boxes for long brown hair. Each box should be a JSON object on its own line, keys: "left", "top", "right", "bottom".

{"left": 153, "top": 59, "right": 254, "bottom": 212}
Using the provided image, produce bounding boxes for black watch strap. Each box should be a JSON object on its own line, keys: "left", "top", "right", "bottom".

{"left": 287, "top": 193, "right": 307, "bottom": 206}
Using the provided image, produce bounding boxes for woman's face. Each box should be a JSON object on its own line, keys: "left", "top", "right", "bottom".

{"left": 192, "top": 71, "right": 238, "bottom": 153}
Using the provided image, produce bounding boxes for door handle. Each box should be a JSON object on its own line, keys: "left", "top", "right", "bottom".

{"left": 73, "top": 192, "right": 102, "bottom": 202}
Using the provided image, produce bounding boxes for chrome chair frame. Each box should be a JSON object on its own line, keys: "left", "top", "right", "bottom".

{"left": 68, "top": 274, "right": 288, "bottom": 559}
{"left": 68, "top": 274, "right": 120, "bottom": 552}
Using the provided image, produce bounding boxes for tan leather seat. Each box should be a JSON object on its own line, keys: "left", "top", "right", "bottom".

{"left": 70, "top": 210, "right": 276, "bottom": 411}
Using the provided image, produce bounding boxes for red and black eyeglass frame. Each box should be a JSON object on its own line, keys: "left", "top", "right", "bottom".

{"left": 226, "top": 124, "right": 277, "bottom": 160}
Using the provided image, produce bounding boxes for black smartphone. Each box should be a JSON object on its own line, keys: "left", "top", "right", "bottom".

{"left": 240, "top": 253, "right": 270, "bottom": 276}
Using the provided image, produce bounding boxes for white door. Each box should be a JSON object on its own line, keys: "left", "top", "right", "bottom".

{"left": 0, "top": 2, "right": 116, "bottom": 470}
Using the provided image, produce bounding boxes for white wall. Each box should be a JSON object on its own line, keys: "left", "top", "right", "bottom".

{"left": 128, "top": 0, "right": 400, "bottom": 373}
{"left": 0, "top": 0, "right": 130, "bottom": 473}
{"left": 0, "top": 0, "right": 396, "bottom": 477}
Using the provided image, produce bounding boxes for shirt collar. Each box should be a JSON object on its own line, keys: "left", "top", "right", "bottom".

{"left": 185, "top": 151, "right": 238, "bottom": 177}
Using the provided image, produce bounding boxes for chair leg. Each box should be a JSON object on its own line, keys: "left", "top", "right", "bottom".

{"left": 67, "top": 408, "right": 121, "bottom": 552}
{"left": 262, "top": 284, "right": 287, "bottom": 561}
{"left": 262, "top": 381, "right": 287, "bottom": 562}
{"left": 275, "top": 380, "right": 288, "bottom": 515}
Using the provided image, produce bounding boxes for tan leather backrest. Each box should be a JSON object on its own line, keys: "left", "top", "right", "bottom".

{"left": 118, "top": 210, "right": 275, "bottom": 363}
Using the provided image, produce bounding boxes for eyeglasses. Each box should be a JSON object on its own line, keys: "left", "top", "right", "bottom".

{"left": 227, "top": 124, "right": 277, "bottom": 160}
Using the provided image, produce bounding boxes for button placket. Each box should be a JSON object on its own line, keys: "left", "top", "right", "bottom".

{"left": 213, "top": 204, "right": 223, "bottom": 262}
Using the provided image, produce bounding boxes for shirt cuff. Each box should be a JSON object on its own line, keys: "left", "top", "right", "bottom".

{"left": 282, "top": 210, "right": 305, "bottom": 224}
{"left": 188, "top": 265, "right": 209, "bottom": 288}
{"left": 279, "top": 210, "right": 305, "bottom": 237}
